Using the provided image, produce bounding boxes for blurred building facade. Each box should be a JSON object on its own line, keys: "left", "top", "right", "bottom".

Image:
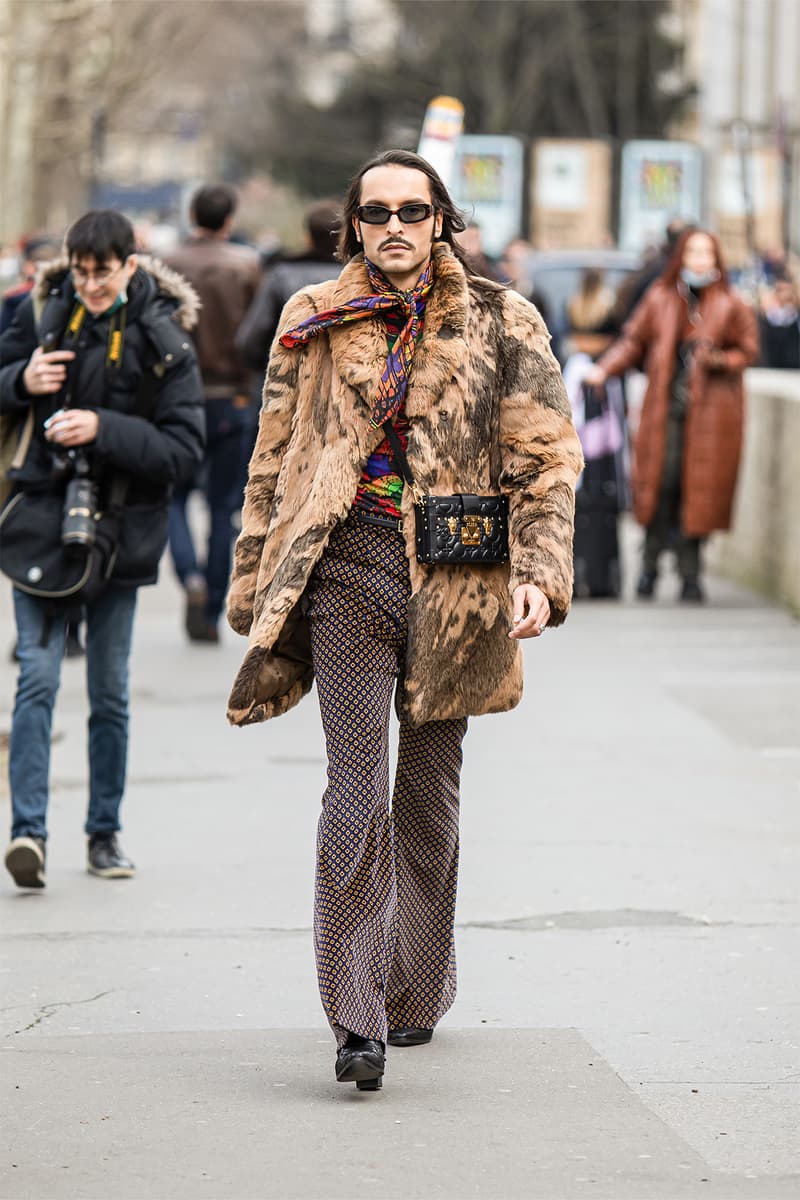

{"left": 671, "top": 0, "right": 800, "bottom": 254}
{"left": 302, "top": 0, "right": 399, "bottom": 106}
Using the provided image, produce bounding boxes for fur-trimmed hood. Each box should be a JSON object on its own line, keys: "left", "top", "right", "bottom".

{"left": 35, "top": 254, "right": 200, "bottom": 331}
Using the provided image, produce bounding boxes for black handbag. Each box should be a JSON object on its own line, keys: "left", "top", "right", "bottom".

{"left": 0, "top": 474, "right": 127, "bottom": 604}
{"left": 383, "top": 422, "right": 509, "bottom": 565}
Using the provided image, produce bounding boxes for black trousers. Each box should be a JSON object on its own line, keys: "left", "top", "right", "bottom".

{"left": 642, "top": 409, "right": 702, "bottom": 580}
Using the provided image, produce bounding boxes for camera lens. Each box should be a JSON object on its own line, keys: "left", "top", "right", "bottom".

{"left": 62, "top": 475, "right": 98, "bottom": 547}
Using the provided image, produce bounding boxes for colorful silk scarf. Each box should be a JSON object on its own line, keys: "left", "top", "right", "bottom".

{"left": 279, "top": 258, "right": 433, "bottom": 428}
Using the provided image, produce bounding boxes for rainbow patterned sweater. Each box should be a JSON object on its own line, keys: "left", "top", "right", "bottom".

{"left": 352, "top": 308, "right": 424, "bottom": 521}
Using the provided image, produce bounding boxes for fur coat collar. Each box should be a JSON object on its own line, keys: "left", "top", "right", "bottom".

{"left": 35, "top": 255, "right": 200, "bottom": 331}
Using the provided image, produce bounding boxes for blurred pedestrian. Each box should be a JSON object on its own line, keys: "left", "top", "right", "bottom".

{"left": 0, "top": 236, "right": 61, "bottom": 335}
{"left": 759, "top": 275, "right": 800, "bottom": 369}
{"left": 565, "top": 267, "right": 617, "bottom": 359}
{"left": 585, "top": 229, "right": 759, "bottom": 603}
{"left": 0, "top": 210, "right": 204, "bottom": 888}
{"left": 563, "top": 269, "right": 626, "bottom": 599}
{"left": 236, "top": 200, "right": 342, "bottom": 374}
{"left": 226, "top": 148, "right": 582, "bottom": 1092}
{"left": 454, "top": 220, "right": 501, "bottom": 280}
{"left": 165, "top": 184, "right": 261, "bottom": 643}
{"left": 616, "top": 217, "right": 693, "bottom": 323}
{"left": 498, "top": 237, "right": 550, "bottom": 327}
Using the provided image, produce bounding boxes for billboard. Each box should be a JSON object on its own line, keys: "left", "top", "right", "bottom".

{"left": 531, "top": 140, "right": 612, "bottom": 249}
{"left": 451, "top": 135, "right": 525, "bottom": 258}
{"left": 619, "top": 140, "right": 703, "bottom": 252}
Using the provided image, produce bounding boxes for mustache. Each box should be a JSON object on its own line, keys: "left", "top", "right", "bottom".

{"left": 378, "top": 237, "right": 413, "bottom": 251}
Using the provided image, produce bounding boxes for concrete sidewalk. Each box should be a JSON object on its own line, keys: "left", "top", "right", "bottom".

{"left": 1, "top": 532, "right": 798, "bottom": 1199}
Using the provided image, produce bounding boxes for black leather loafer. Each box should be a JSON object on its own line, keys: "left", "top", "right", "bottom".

{"left": 335, "top": 1034, "right": 385, "bottom": 1091}
{"left": 387, "top": 1027, "right": 434, "bottom": 1047}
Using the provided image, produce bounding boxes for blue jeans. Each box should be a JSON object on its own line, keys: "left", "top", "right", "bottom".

{"left": 168, "top": 395, "right": 250, "bottom": 624}
{"left": 9, "top": 586, "right": 138, "bottom": 841}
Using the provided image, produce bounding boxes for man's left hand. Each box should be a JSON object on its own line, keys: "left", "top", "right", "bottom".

{"left": 44, "top": 409, "right": 99, "bottom": 447}
{"left": 509, "top": 583, "right": 551, "bottom": 639}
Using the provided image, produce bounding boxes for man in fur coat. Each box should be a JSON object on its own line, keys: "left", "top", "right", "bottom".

{"left": 227, "top": 150, "right": 583, "bottom": 1092}
{"left": 1, "top": 210, "right": 204, "bottom": 888}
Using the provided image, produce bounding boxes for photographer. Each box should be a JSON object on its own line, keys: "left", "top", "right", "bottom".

{"left": 0, "top": 210, "right": 204, "bottom": 888}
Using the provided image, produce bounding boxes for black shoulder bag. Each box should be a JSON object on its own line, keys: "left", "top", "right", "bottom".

{"left": 382, "top": 421, "right": 509, "bottom": 565}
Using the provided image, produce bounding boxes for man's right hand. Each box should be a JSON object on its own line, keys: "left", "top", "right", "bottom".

{"left": 22, "top": 348, "right": 76, "bottom": 395}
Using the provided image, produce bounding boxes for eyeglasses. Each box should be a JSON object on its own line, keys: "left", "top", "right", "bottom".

{"left": 70, "top": 261, "right": 126, "bottom": 288}
{"left": 356, "top": 204, "right": 435, "bottom": 225}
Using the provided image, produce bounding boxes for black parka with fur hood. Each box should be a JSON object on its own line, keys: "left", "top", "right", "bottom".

{"left": 0, "top": 258, "right": 205, "bottom": 587}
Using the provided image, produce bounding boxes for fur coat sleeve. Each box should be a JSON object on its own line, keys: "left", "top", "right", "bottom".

{"left": 227, "top": 290, "right": 314, "bottom": 635}
{"left": 498, "top": 289, "right": 584, "bottom": 622}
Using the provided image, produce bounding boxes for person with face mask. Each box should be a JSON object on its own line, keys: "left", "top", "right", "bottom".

{"left": 759, "top": 276, "right": 800, "bottom": 369}
{"left": 585, "top": 229, "right": 759, "bottom": 602}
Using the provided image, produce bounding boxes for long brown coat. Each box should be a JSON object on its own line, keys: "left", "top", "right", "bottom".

{"left": 226, "top": 244, "right": 583, "bottom": 728}
{"left": 599, "top": 280, "right": 759, "bottom": 535}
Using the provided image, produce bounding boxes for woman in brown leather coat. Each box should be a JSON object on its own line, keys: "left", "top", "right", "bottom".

{"left": 586, "top": 230, "right": 759, "bottom": 601}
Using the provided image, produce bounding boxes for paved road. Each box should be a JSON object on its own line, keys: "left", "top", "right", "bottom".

{"left": 1, "top": 527, "right": 798, "bottom": 1199}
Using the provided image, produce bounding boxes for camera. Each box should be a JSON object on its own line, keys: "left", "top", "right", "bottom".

{"left": 61, "top": 451, "right": 98, "bottom": 549}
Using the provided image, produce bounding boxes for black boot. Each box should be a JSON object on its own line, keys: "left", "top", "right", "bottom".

{"left": 335, "top": 1033, "right": 385, "bottom": 1091}
{"left": 388, "top": 1027, "right": 434, "bottom": 1047}
{"left": 680, "top": 578, "right": 705, "bottom": 603}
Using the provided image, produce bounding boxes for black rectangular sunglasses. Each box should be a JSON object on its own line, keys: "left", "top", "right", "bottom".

{"left": 356, "top": 204, "right": 435, "bottom": 225}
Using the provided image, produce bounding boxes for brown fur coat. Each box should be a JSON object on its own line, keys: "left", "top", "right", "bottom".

{"left": 227, "top": 244, "right": 582, "bottom": 727}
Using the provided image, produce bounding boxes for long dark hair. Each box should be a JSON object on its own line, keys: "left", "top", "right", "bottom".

{"left": 661, "top": 228, "right": 730, "bottom": 290}
{"left": 338, "top": 148, "right": 493, "bottom": 285}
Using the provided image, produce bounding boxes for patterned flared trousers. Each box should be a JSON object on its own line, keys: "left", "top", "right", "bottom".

{"left": 307, "top": 515, "right": 468, "bottom": 1048}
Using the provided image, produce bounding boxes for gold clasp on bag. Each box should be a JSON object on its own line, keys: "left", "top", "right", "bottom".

{"left": 461, "top": 515, "right": 482, "bottom": 546}
{"left": 446, "top": 514, "right": 488, "bottom": 545}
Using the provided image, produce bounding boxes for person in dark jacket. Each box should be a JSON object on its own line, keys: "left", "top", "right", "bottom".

{"left": 235, "top": 199, "right": 342, "bottom": 373}
{"left": 759, "top": 276, "right": 800, "bottom": 368}
{"left": 0, "top": 236, "right": 62, "bottom": 335}
{"left": 615, "top": 217, "right": 693, "bottom": 324}
{"left": 0, "top": 210, "right": 204, "bottom": 888}
{"left": 165, "top": 184, "right": 261, "bottom": 644}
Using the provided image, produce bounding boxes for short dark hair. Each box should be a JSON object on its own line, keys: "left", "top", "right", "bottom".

{"left": 338, "top": 148, "right": 469, "bottom": 267}
{"left": 191, "top": 184, "right": 238, "bottom": 232}
{"left": 66, "top": 210, "right": 135, "bottom": 267}
{"left": 306, "top": 200, "right": 341, "bottom": 260}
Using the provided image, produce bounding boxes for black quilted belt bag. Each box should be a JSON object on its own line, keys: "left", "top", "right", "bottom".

{"left": 383, "top": 421, "right": 509, "bottom": 565}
